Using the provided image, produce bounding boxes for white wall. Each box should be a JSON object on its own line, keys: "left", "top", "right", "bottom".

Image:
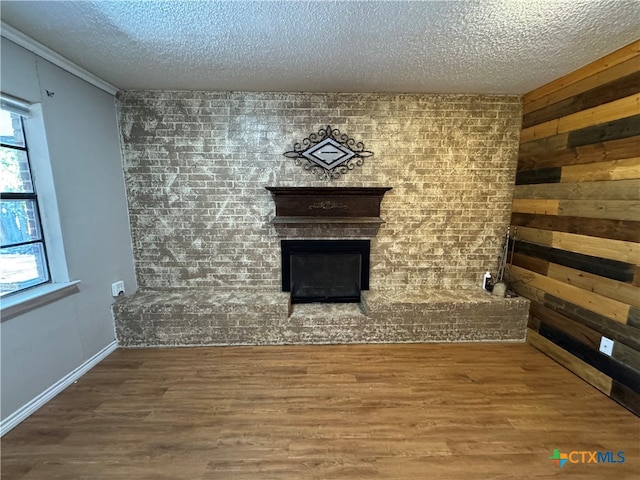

{"left": 0, "top": 38, "right": 137, "bottom": 424}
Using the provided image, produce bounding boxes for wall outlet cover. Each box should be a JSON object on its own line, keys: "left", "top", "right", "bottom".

{"left": 599, "top": 336, "right": 614, "bottom": 356}
{"left": 111, "top": 281, "right": 125, "bottom": 297}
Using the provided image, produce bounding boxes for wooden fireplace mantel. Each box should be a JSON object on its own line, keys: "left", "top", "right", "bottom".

{"left": 265, "top": 187, "right": 392, "bottom": 225}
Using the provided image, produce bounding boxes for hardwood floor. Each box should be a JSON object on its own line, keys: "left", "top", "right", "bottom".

{"left": 2, "top": 343, "right": 638, "bottom": 479}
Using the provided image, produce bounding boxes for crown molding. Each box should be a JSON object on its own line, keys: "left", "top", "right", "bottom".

{"left": 1, "top": 22, "right": 119, "bottom": 96}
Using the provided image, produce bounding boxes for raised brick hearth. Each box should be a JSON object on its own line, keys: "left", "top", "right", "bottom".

{"left": 113, "top": 288, "right": 529, "bottom": 347}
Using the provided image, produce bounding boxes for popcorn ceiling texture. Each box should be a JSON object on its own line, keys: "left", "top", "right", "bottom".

{"left": 4, "top": 1, "right": 639, "bottom": 93}
{"left": 118, "top": 91, "right": 522, "bottom": 292}
{"left": 114, "top": 91, "right": 527, "bottom": 345}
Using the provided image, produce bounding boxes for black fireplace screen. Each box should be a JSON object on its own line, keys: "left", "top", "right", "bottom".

{"left": 281, "top": 240, "right": 370, "bottom": 303}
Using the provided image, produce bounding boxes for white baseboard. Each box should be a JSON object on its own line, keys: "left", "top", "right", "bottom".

{"left": 0, "top": 340, "right": 118, "bottom": 436}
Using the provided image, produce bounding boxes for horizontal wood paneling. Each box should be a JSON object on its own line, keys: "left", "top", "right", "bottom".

{"left": 560, "top": 157, "right": 640, "bottom": 182}
{"left": 512, "top": 226, "right": 553, "bottom": 246}
{"left": 512, "top": 227, "right": 639, "bottom": 263}
{"left": 518, "top": 133, "right": 569, "bottom": 158}
{"left": 513, "top": 240, "right": 636, "bottom": 283}
{"left": 529, "top": 301, "right": 640, "bottom": 378}
{"left": 512, "top": 199, "right": 559, "bottom": 215}
{"left": 531, "top": 301, "right": 602, "bottom": 351}
{"left": 526, "top": 330, "right": 613, "bottom": 395}
{"left": 520, "top": 94, "right": 640, "bottom": 143}
{"left": 511, "top": 265, "right": 631, "bottom": 324}
{"left": 510, "top": 212, "right": 640, "bottom": 242}
{"left": 512, "top": 198, "right": 640, "bottom": 221}
{"left": 512, "top": 252, "right": 549, "bottom": 276}
{"left": 514, "top": 40, "right": 640, "bottom": 415}
{"left": 522, "top": 71, "right": 640, "bottom": 128}
{"left": 519, "top": 115, "right": 640, "bottom": 155}
{"left": 613, "top": 341, "right": 640, "bottom": 373}
{"left": 544, "top": 293, "right": 640, "bottom": 351}
{"left": 547, "top": 263, "right": 640, "bottom": 308}
{"left": 514, "top": 179, "right": 640, "bottom": 199}
{"left": 538, "top": 323, "right": 640, "bottom": 393}
{"left": 523, "top": 40, "right": 640, "bottom": 109}
{"left": 611, "top": 381, "right": 640, "bottom": 415}
{"left": 516, "top": 163, "right": 640, "bottom": 191}
{"left": 518, "top": 135, "right": 640, "bottom": 172}
{"left": 524, "top": 57, "right": 640, "bottom": 117}
{"left": 557, "top": 199, "right": 640, "bottom": 222}
{"left": 515, "top": 167, "right": 561, "bottom": 185}
{"left": 551, "top": 231, "right": 639, "bottom": 263}
{"left": 567, "top": 113, "right": 640, "bottom": 148}
{"left": 515, "top": 253, "right": 640, "bottom": 307}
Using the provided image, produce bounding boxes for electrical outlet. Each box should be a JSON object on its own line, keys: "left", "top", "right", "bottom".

{"left": 111, "top": 281, "right": 125, "bottom": 297}
{"left": 599, "top": 336, "right": 614, "bottom": 356}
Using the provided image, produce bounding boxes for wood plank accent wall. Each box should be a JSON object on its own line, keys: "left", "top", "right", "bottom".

{"left": 510, "top": 40, "right": 640, "bottom": 416}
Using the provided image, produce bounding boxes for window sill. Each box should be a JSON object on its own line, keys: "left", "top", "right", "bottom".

{"left": 1, "top": 281, "right": 81, "bottom": 321}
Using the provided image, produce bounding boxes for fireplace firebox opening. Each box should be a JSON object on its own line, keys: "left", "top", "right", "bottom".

{"left": 281, "top": 240, "right": 370, "bottom": 304}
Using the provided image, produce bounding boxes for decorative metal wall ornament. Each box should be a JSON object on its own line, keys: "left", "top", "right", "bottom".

{"left": 283, "top": 125, "right": 373, "bottom": 181}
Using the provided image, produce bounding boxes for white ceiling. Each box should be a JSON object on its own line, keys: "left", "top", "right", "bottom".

{"left": 1, "top": 0, "right": 638, "bottom": 94}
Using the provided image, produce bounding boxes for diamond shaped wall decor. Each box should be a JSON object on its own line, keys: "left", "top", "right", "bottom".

{"left": 284, "top": 125, "right": 373, "bottom": 181}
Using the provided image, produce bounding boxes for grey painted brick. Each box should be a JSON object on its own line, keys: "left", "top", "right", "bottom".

{"left": 115, "top": 91, "right": 526, "bottom": 346}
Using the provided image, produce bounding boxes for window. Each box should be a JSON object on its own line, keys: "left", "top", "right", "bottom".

{"left": 0, "top": 107, "right": 50, "bottom": 296}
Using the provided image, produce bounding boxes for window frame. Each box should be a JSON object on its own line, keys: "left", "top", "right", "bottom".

{"left": 1, "top": 110, "right": 51, "bottom": 296}
{"left": 0, "top": 95, "right": 78, "bottom": 317}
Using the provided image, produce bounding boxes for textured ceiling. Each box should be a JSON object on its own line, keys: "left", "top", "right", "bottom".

{"left": 1, "top": 0, "right": 638, "bottom": 94}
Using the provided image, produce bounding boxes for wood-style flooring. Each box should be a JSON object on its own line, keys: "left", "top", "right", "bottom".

{"left": 1, "top": 343, "right": 638, "bottom": 479}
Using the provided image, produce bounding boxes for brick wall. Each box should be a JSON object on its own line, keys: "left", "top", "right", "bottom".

{"left": 117, "top": 92, "right": 522, "bottom": 293}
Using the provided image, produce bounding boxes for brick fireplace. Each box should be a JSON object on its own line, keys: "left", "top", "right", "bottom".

{"left": 113, "top": 91, "right": 529, "bottom": 346}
